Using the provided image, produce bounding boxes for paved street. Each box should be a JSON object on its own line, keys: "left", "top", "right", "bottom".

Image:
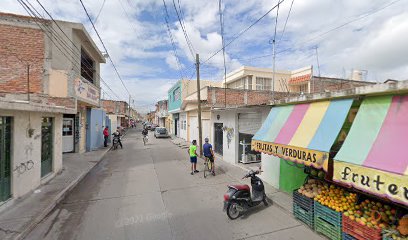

{"left": 25, "top": 128, "right": 323, "bottom": 240}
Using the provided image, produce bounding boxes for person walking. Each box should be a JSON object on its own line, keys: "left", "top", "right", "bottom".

{"left": 203, "top": 137, "right": 215, "bottom": 175}
{"left": 188, "top": 140, "right": 199, "bottom": 175}
{"left": 103, "top": 126, "right": 109, "bottom": 147}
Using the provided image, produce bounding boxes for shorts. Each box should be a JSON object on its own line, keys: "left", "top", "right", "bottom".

{"left": 205, "top": 155, "right": 214, "bottom": 162}
{"left": 190, "top": 156, "right": 197, "bottom": 163}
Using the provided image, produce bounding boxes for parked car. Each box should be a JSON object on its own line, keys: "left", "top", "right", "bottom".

{"left": 150, "top": 124, "right": 158, "bottom": 131}
{"left": 154, "top": 127, "right": 169, "bottom": 138}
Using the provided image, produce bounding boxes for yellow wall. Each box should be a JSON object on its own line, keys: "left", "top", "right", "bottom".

{"left": 48, "top": 70, "right": 68, "bottom": 97}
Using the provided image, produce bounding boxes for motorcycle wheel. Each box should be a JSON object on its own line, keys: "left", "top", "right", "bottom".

{"left": 226, "top": 202, "right": 241, "bottom": 220}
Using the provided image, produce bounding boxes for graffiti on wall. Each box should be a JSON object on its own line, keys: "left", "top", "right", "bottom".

{"left": 14, "top": 160, "right": 34, "bottom": 176}
{"left": 222, "top": 126, "right": 234, "bottom": 148}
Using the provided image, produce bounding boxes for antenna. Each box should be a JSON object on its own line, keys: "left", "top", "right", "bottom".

{"left": 314, "top": 46, "right": 321, "bottom": 77}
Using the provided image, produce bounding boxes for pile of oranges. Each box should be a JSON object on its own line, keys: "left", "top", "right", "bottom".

{"left": 314, "top": 185, "right": 357, "bottom": 212}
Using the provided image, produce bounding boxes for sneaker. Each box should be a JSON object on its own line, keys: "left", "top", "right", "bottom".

{"left": 212, "top": 171, "right": 215, "bottom": 176}
{"left": 191, "top": 172, "right": 194, "bottom": 175}
{"left": 194, "top": 170, "right": 199, "bottom": 173}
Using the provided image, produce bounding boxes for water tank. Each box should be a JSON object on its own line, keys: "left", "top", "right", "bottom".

{"left": 351, "top": 70, "right": 367, "bottom": 81}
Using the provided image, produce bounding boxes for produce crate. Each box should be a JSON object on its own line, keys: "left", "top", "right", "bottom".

{"left": 314, "top": 202, "right": 343, "bottom": 226}
{"left": 293, "top": 202, "right": 314, "bottom": 228}
{"left": 315, "top": 216, "right": 342, "bottom": 240}
{"left": 293, "top": 189, "right": 314, "bottom": 211}
{"left": 342, "top": 215, "right": 382, "bottom": 240}
{"left": 342, "top": 232, "right": 357, "bottom": 240}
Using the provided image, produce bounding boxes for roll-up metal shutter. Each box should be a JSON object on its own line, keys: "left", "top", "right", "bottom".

{"left": 238, "top": 112, "right": 262, "bottom": 135}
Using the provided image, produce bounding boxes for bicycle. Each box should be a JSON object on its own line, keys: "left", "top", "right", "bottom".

{"left": 203, "top": 156, "right": 213, "bottom": 178}
{"left": 143, "top": 135, "right": 148, "bottom": 145}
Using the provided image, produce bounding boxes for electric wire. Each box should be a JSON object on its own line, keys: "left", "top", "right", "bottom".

{"left": 162, "top": 0, "right": 187, "bottom": 80}
{"left": 218, "top": 0, "right": 227, "bottom": 106}
{"left": 277, "top": 0, "right": 294, "bottom": 45}
{"left": 94, "top": 0, "right": 106, "bottom": 24}
{"left": 171, "top": 0, "right": 196, "bottom": 60}
{"left": 78, "top": 0, "right": 132, "bottom": 98}
{"left": 202, "top": 0, "right": 285, "bottom": 65}
{"left": 32, "top": 0, "right": 122, "bottom": 100}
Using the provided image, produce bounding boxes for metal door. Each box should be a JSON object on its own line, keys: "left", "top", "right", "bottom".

{"left": 41, "top": 117, "right": 53, "bottom": 177}
{"left": 0, "top": 117, "right": 11, "bottom": 202}
{"left": 214, "top": 123, "right": 223, "bottom": 156}
{"left": 62, "top": 118, "right": 74, "bottom": 153}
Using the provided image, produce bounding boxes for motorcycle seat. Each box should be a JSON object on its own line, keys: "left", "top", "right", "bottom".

{"left": 228, "top": 184, "right": 250, "bottom": 191}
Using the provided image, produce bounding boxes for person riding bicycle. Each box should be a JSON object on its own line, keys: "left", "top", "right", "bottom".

{"left": 142, "top": 127, "right": 148, "bottom": 136}
{"left": 203, "top": 137, "right": 215, "bottom": 175}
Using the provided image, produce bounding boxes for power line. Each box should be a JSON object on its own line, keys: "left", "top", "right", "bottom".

{"left": 171, "top": 0, "right": 196, "bottom": 59}
{"left": 78, "top": 0, "right": 131, "bottom": 98}
{"left": 162, "top": 0, "right": 187, "bottom": 80}
{"left": 219, "top": 0, "right": 227, "bottom": 106}
{"left": 28, "top": 0, "right": 122, "bottom": 100}
{"left": 277, "top": 0, "right": 294, "bottom": 45}
{"left": 93, "top": 0, "right": 106, "bottom": 24}
{"left": 202, "top": 0, "right": 285, "bottom": 65}
{"left": 242, "top": 0, "right": 403, "bottom": 61}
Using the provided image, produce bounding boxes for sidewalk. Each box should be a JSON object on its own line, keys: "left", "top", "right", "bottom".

{"left": 0, "top": 147, "right": 110, "bottom": 240}
{"left": 169, "top": 136, "right": 294, "bottom": 214}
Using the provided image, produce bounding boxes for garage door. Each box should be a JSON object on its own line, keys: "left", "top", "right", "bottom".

{"left": 238, "top": 112, "right": 262, "bottom": 135}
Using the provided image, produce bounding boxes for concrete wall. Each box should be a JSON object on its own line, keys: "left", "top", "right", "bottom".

{"left": 108, "top": 114, "right": 119, "bottom": 132}
{"left": 0, "top": 110, "right": 63, "bottom": 198}
{"left": 211, "top": 110, "right": 238, "bottom": 165}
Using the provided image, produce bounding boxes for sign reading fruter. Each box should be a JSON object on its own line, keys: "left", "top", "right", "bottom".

{"left": 333, "top": 161, "right": 408, "bottom": 206}
{"left": 251, "top": 140, "right": 329, "bottom": 171}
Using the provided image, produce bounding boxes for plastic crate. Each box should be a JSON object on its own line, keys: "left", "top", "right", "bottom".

{"left": 315, "top": 216, "right": 342, "bottom": 240}
{"left": 293, "top": 190, "right": 314, "bottom": 211}
{"left": 314, "top": 202, "right": 343, "bottom": 226}
{"left": 293, "top": 202, "right": 314, "bottom": 228}
{"left": 342, "top": 232, "right": 357, "bottom": 240}
{"left": 342, "top": 215, "right": 382, "bottom": 240}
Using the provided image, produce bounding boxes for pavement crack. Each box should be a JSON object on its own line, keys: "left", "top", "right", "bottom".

{"left": 235, "top": 224, "right": 302, "bottom": 240}
{"left": 0, "top": 226, "right": 20, "bottom": 234}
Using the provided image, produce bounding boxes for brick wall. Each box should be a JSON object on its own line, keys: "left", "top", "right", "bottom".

{"left": 0, "top": 24, "right": 45, "bottom": 94}
{"left": 310, "top": 77, "right": 376, "bottom": 93}
{"left": 101, "top": 100, "right": 128, "bottom": 115}
{"left": 207, "top": 87, "right": 296, "bottom": 107}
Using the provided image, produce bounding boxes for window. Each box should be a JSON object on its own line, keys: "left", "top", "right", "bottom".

{"left": 256, "top": 77, "right": 272, "bottom": 90}
{"left": 173, "top": 88, "right": 181, "bottom": 101}
{"left": 299, "top": 84, "right": 308, "bottom": 93}
{"left": 81, "top": 49, "right": 95, "bottom": 83}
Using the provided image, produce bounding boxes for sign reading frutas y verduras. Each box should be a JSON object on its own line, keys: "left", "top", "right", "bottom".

{"left": 251, "top": 140, "right": 329, "bottom": 171}
{"left": 74, "top": 78, "right": 99, "bottom": 105}
{"left": 333, "top": 161, "right": 408, "bottom": 206}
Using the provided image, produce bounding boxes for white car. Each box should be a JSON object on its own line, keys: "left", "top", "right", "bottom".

{"left": 154, "top": 127, "right": 169, "bottom": 138}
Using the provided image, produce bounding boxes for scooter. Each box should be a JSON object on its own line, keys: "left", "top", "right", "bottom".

{"left": 112, "top": 134, "right": 120, "bottom": 150}
{"left": 223, "top": 169, "right": 269, "bottom": 219}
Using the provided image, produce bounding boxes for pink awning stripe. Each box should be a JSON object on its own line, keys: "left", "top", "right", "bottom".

{"left": 274, "top": 103, "right": 310, "bottom": 145}
{"left": 363, "top": 95, "right": 408, "bottom": 175}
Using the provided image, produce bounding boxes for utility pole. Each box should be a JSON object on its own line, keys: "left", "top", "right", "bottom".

{"left": 314, "top": 46, "right": 322, "bottom": 93}
{"left": 128, "top": 95, "right": 131, "bottom": 127}
{"left": 272, "top": 39, "right": 276, "bottom": 102}
{"left": 196, "top": 53, "right": 203, "bottom": 157}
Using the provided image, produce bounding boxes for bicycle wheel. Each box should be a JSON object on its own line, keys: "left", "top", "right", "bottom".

{"left": 203, "top": 159, "right": 209, "bottom": 178}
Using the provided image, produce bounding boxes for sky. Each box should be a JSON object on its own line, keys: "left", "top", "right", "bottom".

{"left": 1, "top": 0, "right": 408, "bottom": 113}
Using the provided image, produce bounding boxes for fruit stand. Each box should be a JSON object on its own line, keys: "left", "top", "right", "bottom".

{"left": 293, "top": 169, "right": 408, "bottom": 240}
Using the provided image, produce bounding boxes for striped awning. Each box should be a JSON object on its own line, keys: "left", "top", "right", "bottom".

{"left": 252, "top": 99, "right": 353, "bottom": 171}
{"left": 333, "top": 95, "right": 408, "bottom": 206}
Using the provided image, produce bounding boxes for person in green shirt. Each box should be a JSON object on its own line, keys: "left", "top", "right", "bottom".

{"left": 188, "top": 140, "right": 199, "bottom": 175}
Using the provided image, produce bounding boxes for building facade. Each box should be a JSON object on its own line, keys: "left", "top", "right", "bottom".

{"left": 0, "top": 12, "right": 105, "bottom": 202}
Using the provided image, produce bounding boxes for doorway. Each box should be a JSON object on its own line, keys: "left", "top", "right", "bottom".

{"left": 62, "top": 118, "right": 74, "bottom": 153}
{"left": 0, "top": 117, "right": 12, "bottom": 202}
{"left": 214, "top": 123, "right": 223, "bottom": 155}
{"left": 41, "top": 117, "right": 53, "bottom": 177}
{"left": 174, "top": 119, "right": 178, "bottom": 136}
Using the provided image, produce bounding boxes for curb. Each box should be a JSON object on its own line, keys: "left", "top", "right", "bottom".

{"left": 14, "top": 147, "right": 111, "bottom": 240}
